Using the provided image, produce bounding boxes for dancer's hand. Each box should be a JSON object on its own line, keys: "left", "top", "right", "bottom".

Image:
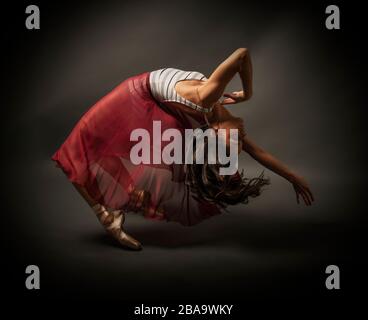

{"left": 221, "top": 91, "right": 249, "bottom": 105}
{"left": 290, "top": 174, "right": 314, "bottom": 206}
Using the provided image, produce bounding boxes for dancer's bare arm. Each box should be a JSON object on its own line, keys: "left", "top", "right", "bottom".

{"left": 199, "top": 48, "right": 253, "bottom": 107}
{"left": 242, "top": 136, "right": 314, "bottom": 206}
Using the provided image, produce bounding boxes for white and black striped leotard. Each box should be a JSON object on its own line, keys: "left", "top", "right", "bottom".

{"left": 149, "top": 68, "right": 212, "bottom": 113}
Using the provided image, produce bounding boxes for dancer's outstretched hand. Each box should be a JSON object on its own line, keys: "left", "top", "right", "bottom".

{"left": 222, "top": 91, "right": 249, "bottom": 104}
{"left": 290, "top": 174, "right": 314, "bottom": 206}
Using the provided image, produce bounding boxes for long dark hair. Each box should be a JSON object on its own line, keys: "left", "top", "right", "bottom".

{"left": 185, "top": 126, "right": 270, "bottom": 209}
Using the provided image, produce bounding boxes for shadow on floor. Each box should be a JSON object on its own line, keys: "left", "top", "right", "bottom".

{"left": 80, "top": 212, "right": 348, "bottom": 254}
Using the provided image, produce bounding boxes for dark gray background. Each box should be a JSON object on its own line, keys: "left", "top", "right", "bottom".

{"left": 5, "top": 0, "right": 367, "bottom": 303}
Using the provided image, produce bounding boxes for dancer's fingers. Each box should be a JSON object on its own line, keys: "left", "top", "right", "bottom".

{"left": 298, "top": 190, "right": 308, "bottom": 205}
{"left": 301, "top": 189, "right": 312, "bottom": 206}
{"left": 295, "top": 184, "right": 310, "bottom": 206}
{"left": 223, "top": 92, "right": 237, "bottom": 98}
{"left": 301, "top": 186, "right": 313, "bottom": 205}
{"left": 300, "top": 191, "right": 310, "bottom": 206}
{"left": 304, "top": 186, "right": 315, "bottom": 202}
{"left": 222, "top": 98, "right": 236, "bottom": 105}
{"left": 298, "top": 178, "right": 314, "bottom": 202}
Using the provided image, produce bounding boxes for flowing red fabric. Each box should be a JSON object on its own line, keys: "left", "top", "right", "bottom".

{"left": 51, "top": 72, "right": 221, "bottom": 226}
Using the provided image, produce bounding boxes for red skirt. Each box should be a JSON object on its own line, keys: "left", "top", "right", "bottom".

{"left": 51, "top": 72, "right": 221, "bottom": 226}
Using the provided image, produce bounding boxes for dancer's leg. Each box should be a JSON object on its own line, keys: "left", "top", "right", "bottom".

{"left": 72, "top": 182, "right": 98, "bottom": 207}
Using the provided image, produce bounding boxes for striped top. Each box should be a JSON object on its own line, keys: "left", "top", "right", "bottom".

{"left": 149, "top": 68, "right": 212, "bottom": 113}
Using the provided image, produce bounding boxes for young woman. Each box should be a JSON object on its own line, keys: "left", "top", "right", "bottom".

{"left": 52, "top": 48, "right": 314, "bottom": 250}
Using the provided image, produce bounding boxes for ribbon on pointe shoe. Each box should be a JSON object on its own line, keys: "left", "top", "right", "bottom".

{"left": 92, "top": 203, "right": 114, "bottom": 226}
{"left": 124, "top": 188, "right": 165, "bottom": 220}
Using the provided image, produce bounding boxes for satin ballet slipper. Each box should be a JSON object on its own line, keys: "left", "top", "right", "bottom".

{"left": 92, "top": 204, "right": 142, "bottom": 250}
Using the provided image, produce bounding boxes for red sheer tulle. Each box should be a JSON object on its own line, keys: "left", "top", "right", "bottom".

{"left": 51, "top": 72, "right": 221, "bottom": 226}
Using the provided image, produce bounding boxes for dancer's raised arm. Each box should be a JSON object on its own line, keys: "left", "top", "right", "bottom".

{"left": 199, "top": 48, "right": 253, "bottom": 107}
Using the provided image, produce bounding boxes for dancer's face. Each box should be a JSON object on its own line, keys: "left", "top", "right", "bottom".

{"left": 211, "top": 118, "right": 245, "bottom": 153}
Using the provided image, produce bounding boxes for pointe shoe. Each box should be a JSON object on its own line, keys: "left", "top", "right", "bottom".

{"left": 107, "top": 210, "right": 142, "bottom": 250}
{"left": 92, "top": 204, "right": 142, "bottom": 250}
